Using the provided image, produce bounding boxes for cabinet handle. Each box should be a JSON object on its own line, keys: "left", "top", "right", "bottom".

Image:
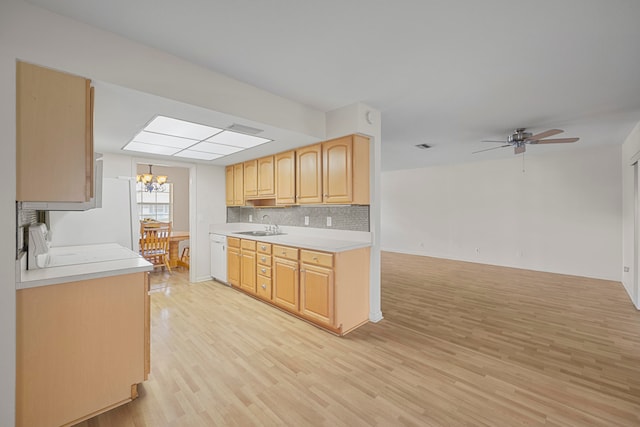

{"left": 282, "top": 251, "right": 286, "bottom": 255}
{"left": 261, "top": 245, "right": 266, "bottom": 250}
{"left": 312, "top": 256, "right": 318, "bottom": 261}
{"left": 261, "top": 257, "right": 266, "bottom": 262}
{"left": 261, "top": 268, "right": 266, "bottom": 273}
{"left": 261, "top": 284, "right": 267, "bottom": 290}
{"left": 300, "top": 269, "right": 305, "bottom": 273}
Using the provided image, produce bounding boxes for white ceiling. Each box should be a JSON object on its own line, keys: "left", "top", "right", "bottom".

{"left": 25, "top": 0, "right": 640, "bottom": 171}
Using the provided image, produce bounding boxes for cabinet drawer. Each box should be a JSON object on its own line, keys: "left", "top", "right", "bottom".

{"left": 257, "top": 242, "right": 272, "bottom": 254}
{"left": 241, "top": 239, "right": 256, "bottom": 250}
{"left": 257, "top": 264, "right": 271, "bottom": 278}
{"left": 257, "top": 254, "right": 272, "bottom": 267}
{"left": 273, "top": 245, "right": 299, "bottom": 261}
{"left": 256, "top": 275, "right": 272, "bottom": 300}
{"left": 228, "top": 237, "right": 240, "bottom": 248}
{"left": 301, "top": 249, "right": 333, "bottom": 268}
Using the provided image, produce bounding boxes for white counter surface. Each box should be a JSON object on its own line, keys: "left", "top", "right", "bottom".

{"left": 17, "top": 243, "right": 153, "bottom": 289}
{"left": 210, "top": 223, "right": 371, "bottom": 252}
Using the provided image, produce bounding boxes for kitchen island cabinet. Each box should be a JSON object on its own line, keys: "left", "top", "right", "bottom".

{"left": 16, "top": 272, "right": 150, "bottom": 427}
{"left": 16, "top": 61, "right": 94, "bottom": 203}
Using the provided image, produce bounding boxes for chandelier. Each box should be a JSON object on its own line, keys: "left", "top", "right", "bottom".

{"left": 137, "top": 164, "right": 168, "bottom": 192}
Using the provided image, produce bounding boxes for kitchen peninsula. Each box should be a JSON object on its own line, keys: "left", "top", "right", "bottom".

{"left": 15, "top": 243, "right": 153, "bottom": 427}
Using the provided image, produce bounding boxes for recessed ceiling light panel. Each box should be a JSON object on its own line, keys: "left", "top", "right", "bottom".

{"left": 174, "top": 150, "right": 223, "bottom": 160}
{"left": 190, "top": 142, "right": 244, "bottom": 155}
{"left": 145, "top": 116, "right": 222, "bottom": 140}
{"left": 133, "top": 131, "right": 198, "bottom": 148}
{"left": 206, "top": 131, "right": 271, "bottom": 148}
{"left": 122, "top": 115, "right": 273, "bottom": 161}
{"left": 123, "top": 141, "right": 182, "bottom": 155}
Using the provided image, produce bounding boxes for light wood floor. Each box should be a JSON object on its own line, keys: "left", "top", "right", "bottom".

{"left": 76, "top": 253, "right": 640, "bottom": 426}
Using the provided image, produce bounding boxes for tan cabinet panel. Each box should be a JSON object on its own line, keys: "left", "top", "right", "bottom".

{"left": 256, "top": 275, "right": 272, "bottom": 301}
{"left": 16, "top": 273, "right": 147, "bottom": 427}
{"left": 240, "top": 244, "right": 257, "bottom": 294}
{"left": 257, "top": 156, "right": 275, "bottom": 196}
{"left": 227, "top": 246, "right": 241, "bottom": 287}
{"left": 273, "top": 245, "right": 299, "bottom": 261}
{"left": 300, "top": 263, "right": 334, "bottom": 326}
{"left": 257, "top": 242, "right": 272, "bottom": 255}
{"left": 225, "top": 166, "right": 234, "bottom": 206}
{"left": 244, "top": 160, "right": 257, "bottom": 197}
{"left": 233, "top": 163, "right": 244, "bottom": 205}
{"left": 322, "top": 136, "right": 353, "bottom": 204}
{"left": 17, "top": 61, "right": 93, "bottom": 202}
{"left": 275, "top": 150, "right": 296, "bottom": 204}
{"left": 300, "top": 249, "right": 333, "bottom": 268}
{"left": 273, "top": 256, "right": 299, "bottom": 312}
{"left": 296, "top": 144, "right": 322, "bottom": 204}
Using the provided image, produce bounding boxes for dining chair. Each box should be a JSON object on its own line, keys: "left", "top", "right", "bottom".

{"left": 139, "top": 222, "right": 172, "bottom": 273}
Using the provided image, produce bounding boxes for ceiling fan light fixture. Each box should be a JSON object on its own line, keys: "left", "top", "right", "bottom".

{"left": 415, "top": 143, "right": 432, "bottom": 149}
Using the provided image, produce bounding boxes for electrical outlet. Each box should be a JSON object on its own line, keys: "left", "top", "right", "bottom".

{"left": 326, "top": 216, "right": 332, "bottom": 227}
{"left": 249, "top": 214, "right": 253, "bottom": 222}
{"left": 304, "top": 216, "right": 309, "bottom": 226}
{"left": 419, "top": 242, "right": 424, "bottom": 248}
{"left": 624, "top": 266, "right": 630, "bottom": 272}
{"left": 475, "top": 247, "right": 480, "bottom": 254}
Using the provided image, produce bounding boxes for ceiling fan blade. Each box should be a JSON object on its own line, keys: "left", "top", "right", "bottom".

{"left": 530, "top": 137, "right": 579, "bottom": 144}
{"left": 480, "top": 139, "right": 508, "bottom": 143}
{"left": 526, "top": 129, "right": 563, "bottom": 141}
{"left": 472, "top": 144, "right": 511, "bottom": 154}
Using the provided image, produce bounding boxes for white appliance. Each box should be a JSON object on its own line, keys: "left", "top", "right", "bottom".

{"left": 210, "top": 233, "right": 228, "bottom": 284}
{"left": 27, "top": 223, "right": 50, "bottom": 269}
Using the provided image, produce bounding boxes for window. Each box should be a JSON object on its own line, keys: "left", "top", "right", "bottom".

{"left": 137, "top": 182, "right": 173, "bottom": 223}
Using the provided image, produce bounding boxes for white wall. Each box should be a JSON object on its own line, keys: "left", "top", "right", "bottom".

{"left": 381, "top": 145, "right": 622, "bottom": 281}
{"left": 621, "top": 122, "right": 640, "bottom": 307}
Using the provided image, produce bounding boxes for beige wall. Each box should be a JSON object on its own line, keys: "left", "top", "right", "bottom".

{"left": 136, "top": 164, "right": 190, "bottom": 231}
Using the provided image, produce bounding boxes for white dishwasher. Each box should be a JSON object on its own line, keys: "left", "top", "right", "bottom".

{"left": 209, "top": 233, "right": 228, "bottom": 284}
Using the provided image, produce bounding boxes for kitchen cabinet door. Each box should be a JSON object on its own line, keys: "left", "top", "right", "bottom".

{"left": 322, "top": 135, "right": 370, "bottom": 205}
{"left": 257, "top": 156, "right": 275, "bottom": 196}
{"left": 227, "top": 246, "right": 241, "bottom": 287}
{"left": 300, "top": 263, "right": 334, "bottom": 326}
{"left": 275, "top": 150, "right": 295, "bottom": 205}
{"left": 233, "top": 163, "right": 244, "bottom": 205}
{"left": 17, "top": 61, "right": 94, "bottom": 202}
{"left": 244, "top": 160, "right": 258, "bottom": 198}
{"left": 296, "top": 144, "right": 322, "bottom": 204}
{"left": 225, "top": 166, "right": 234, "bottom": 206}
{"left": 273, "top": 257, "right": 299, "bottom": 312}
{"left": 240, "top": 247, "right": 256, "bottom": 294}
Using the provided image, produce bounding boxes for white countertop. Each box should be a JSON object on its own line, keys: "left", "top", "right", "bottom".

{"left": 17, "top": 243, "right": 153, "bottom": 289}
{"left": 210, "top": 223, "right": 371, "bottom": 252}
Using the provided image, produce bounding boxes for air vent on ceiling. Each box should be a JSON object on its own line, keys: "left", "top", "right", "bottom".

{"left": 227, "top": 123, "right": 264, "bottom": 135}
{"left": 415, "top": 143, "right": 432, "bottom": 149}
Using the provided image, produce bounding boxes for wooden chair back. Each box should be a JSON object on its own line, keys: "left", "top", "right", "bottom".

{"left": 140, "top": 222, "right": 172, "bottom": 272}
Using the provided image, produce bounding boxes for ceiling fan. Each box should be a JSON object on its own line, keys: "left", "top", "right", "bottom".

{"left": 474, "top": 128, "right": 579, "bottom": 155}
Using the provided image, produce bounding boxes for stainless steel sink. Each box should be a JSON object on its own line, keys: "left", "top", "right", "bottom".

{"left": 236, "top": 230, "right": 286, "bottom": 237}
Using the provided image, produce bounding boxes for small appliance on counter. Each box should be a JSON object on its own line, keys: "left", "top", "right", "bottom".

{"left": 27, "top": 223, "right": 50, "bottom": 270}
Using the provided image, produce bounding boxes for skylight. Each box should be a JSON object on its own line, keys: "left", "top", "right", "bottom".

{"left": 122, "top": 116, "right": 271, "bottom": 160}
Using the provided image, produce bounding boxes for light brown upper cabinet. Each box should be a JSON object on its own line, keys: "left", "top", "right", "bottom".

{"left": 233, "top": 163, "right": 244, "bottom": 206}
{"left": 17, "top": 61, "right": 94, "bottom": 202}
{"left": 296, "top": 144, "right": 323, "bottom": 204}
{"left": 244, "top": 160, "right": 258, "bottom": 198}
{"left": 225, "top": 166, "right": 235, "bottom": 205}
{"left": 322, "top": 134, "right": 370, "bottom": 205}
{"left": 226, "top": 164, "right": 244, "bottom": 206}
{"left": 275, "top": 150, "right": 295, "bottom": 205}
{"left": 257, "top": 156, "right": 275, "bottom": 196}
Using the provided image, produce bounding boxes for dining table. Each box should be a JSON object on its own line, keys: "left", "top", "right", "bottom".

{"left": 168, "top": 231, "right": 189, "bottom": 269}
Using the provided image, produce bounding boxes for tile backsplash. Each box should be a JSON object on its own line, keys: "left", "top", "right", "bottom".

{"left": 227, "top": 205, "right": 369, "bottom": 232}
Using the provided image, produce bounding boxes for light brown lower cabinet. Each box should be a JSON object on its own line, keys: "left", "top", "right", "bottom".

{"left": 240, "top": 240, "right": 257, "bottom": 294}
{"left": 16, "top": 272, "right": 150, "bottom": 427}
{"left": 229, "top": 237, "right": 370, "bottom": 335}
{"left": 227, "top": 237, "right": 241, "bottom": 287}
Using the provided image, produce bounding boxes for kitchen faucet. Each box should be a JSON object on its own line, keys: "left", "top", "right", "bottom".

{"left": 262, "top": 214, "right": 279, "bottom": 234}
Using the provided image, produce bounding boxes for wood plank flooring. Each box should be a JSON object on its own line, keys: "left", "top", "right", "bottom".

{"left": 76, "top": 253, "right": 640, "bottom": 426}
